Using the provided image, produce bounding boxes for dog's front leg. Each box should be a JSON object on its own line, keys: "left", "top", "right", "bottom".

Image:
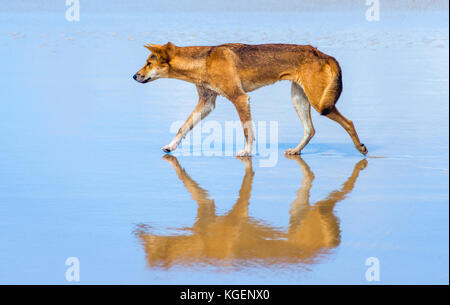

{"left": 162, "top": 86, "right": 217, "bottom": 153}
{"left": 231, "top": 94, "right": 255, "bottom": 157}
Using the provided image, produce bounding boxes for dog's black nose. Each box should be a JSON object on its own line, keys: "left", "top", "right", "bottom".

{"left": 133, "top": 74, "right": 137, "bottom": 80}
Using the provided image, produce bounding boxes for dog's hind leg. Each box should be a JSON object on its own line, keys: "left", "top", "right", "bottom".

{"left": 325, "top": 107, "right": 368, "bottom": 155}
{"left": 162, "top": 85, "right": 217, "bottom": 153}
{"left": 285, "top": 82, "right": 315, "bottom": 155}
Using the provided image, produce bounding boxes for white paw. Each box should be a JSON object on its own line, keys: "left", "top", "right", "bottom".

{"left": 285, "top": 148, "right": 301, "bottom": 155}
{"left": 162, "top": 144, "right": 177, "bottom": 153}
{"left": 236, "top": 150, "right": 252, "bottom": 157}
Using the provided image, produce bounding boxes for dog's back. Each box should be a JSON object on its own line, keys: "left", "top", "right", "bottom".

{"left": 214, "top": 43, "right": 342, "bottom": 115}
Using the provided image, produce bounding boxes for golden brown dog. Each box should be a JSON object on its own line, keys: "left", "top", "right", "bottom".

{"left": 133, "top": 42, "right": 368, "bottom": 156}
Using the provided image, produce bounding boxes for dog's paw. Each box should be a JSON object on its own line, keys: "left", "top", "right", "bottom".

{"left": 358, "top": 143, "right": 368, "bottom": 156}
{"left": 236, "top": 150, "right": 252, "bottom": 157}
{"left": 162, "top": 144, "right": 177, "bottom": 153}
{"left": 285, "top": 148, "right": 301, "bottom": 155}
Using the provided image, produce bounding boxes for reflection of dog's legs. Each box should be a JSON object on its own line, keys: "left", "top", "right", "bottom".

{"left": 314, "top": 158, "right": 368, "bottom": 212}
{"left": 162, "top": 85, "right": 217, "bottom": 153}
{"left": 286, "top": 157, "right": 368, "bottom": 248}
{"left": 162, "top": 155, "right": 215, "bottom": 220}
{"left": 286, "top": 83, "right": 315, "bottom": 155}
{"left": 227, "top": 157, "right": 254, "bottom": 219}
{"left": 286, "top": 156, "right": 315, "bottom": 228}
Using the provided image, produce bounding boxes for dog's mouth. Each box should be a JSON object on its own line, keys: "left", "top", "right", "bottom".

{"left": 141, "top": 77, "right": 152, "bottom": 83}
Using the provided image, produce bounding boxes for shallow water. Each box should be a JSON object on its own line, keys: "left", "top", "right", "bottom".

{"left": 0, "top": 4, "right": 448, "bottom": 284}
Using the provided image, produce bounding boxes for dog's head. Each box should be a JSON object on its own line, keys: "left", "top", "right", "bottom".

{"left": 133, "top": 42, "right": 175, "bottom": 83}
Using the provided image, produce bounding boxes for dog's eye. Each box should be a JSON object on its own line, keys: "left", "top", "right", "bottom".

{"left": 150, "top": 54, "right": 156, "bottom": 60}
{"left": 146, "top": 61, "right": 151, "bottom": 66}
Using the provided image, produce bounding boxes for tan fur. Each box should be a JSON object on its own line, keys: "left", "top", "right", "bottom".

{"left": 135, "top": 155, "right": 368, "bottom": 268}
{"left": 134, "top": 42, "right": 367, "bottom": 155}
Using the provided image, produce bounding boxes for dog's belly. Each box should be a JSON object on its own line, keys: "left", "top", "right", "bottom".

{"left": 239, "top": 66, "right": 288, "bottom": 92}
{"left": 241, "top": 78, "right": 279, "bottom": 92}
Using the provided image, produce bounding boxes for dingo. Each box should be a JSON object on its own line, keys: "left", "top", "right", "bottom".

{"left": 133, "top": 42, "right": 368, "bottom": 156}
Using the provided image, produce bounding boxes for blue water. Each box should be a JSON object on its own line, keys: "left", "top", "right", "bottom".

{"left": 0, "top": 5, "right": 448, "bottom": 284}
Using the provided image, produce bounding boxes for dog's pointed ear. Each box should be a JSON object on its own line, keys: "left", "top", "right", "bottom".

{"left": 160, "top": 42, "right": 176, "bottom": 62}
{"left": 144, "top": 43, "right": 162, "bottom": 54}
{"left": 164, "top": 42, "right": 176, "bottom": 53}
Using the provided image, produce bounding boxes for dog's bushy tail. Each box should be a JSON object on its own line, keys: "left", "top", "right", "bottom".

{"left": 318, "top": 58, "right": 343, "bottom": 116}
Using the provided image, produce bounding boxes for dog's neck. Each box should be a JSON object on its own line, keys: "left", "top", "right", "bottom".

{"left": 167, "top": 46, "right": 210, "bottom": 84}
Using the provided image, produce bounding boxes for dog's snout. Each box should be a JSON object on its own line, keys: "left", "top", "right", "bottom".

{"left": 133, "top": 74, "right": 137, "bottom": 80}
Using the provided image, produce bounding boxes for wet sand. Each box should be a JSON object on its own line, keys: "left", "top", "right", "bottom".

{"left": 0, "top": 4, "right": 448, "bottom": 284}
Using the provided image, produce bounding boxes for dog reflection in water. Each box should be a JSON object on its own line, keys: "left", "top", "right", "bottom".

{"left": 136, "top": 155, "right": 367, "bottom": 269}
